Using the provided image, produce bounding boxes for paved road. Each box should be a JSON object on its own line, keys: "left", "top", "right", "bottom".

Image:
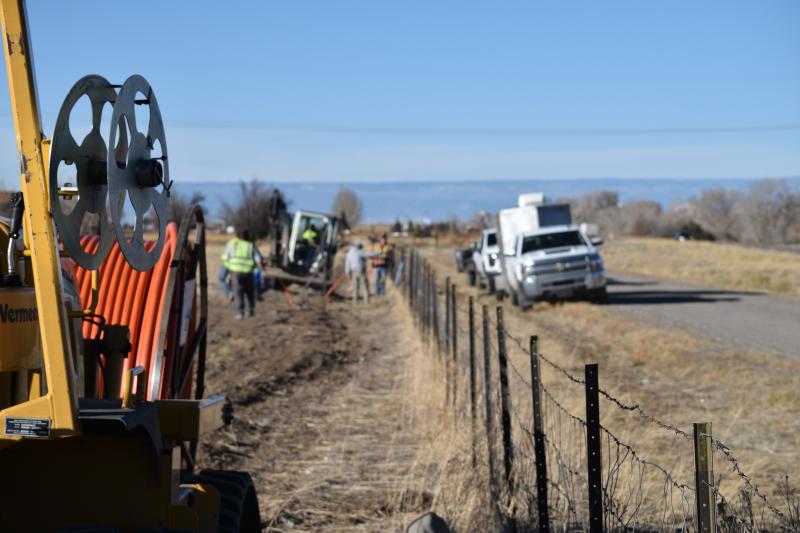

{"left": 605, "top": 272, "right": 800, "bottom": 358}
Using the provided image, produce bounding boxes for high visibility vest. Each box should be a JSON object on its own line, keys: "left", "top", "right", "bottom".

{"left": 227, "top": 239, "right": 256, "bottom": 273}
{"left": 302, "top": 229, "right": 318, "bottom": 243}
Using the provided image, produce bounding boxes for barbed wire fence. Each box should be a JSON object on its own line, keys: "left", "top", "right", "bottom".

{"left": 396, "top": 248, "right": 798, "bottom": 533}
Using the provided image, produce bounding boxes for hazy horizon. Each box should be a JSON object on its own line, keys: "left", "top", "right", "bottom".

{"left": 179, "top": 176, "right": 800, "bottom": 224}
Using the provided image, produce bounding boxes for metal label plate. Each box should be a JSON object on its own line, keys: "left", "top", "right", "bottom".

{"left": 4, "top": 417, "right": 51, "bottom": 438}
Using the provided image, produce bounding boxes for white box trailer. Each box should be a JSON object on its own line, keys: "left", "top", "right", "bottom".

{"left": 497, "top": 203, "right": 573, "bottom": 255}
{"left": 517, "top": 192, "right": 546, "bottom": 207}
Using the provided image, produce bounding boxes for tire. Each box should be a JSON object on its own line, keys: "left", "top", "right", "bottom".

{"left": 495, "top": 289, "right": 504, "bottom": 301}
{"left": 510, "top": 290, "right": 519, "bottom": 306}
{"left": 590, "top": 287, "right": 608, "bottom": 304}
{"left": 487, "top": 276, "right": 496, "bottom": 295}
{"left": 195, "top": 469, "right": 261, "bottom": 533}
{"left": 467, "top": 270, "right": 476, "bottom": 286}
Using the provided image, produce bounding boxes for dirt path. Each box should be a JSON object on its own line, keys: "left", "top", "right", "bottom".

{"left": 197, "top": 256, "right": 430, "bottom": 531}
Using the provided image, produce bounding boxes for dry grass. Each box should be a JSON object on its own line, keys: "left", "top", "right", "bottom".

{"left": 392, "top": 302, "right": 505, "bottom": 532}
{"left": 420, "top": 245, "right": 800, "bottom": 528}
{"left": 603, "top": 237, "right": 800, "bottom": 298}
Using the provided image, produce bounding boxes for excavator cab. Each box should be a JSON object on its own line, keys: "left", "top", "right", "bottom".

{"left": 286, "top": 210, "right": 340, "bottom": 279}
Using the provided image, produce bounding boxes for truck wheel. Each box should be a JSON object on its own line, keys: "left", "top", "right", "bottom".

{"left": 467, "top": 270, "right": 476, "bottom": 286}
{"left": 495, "top": 289, "right": 504, "bottom": 301}
{"left": 511, "top": 290, "right": 519, "bottom": 306}
{"left": 487, "top": 276, "right": 496, "bottom": 295}
{"left": 519, "top": 293, "right": 533, "bottom": 311}
{"left": 591, "top": 287, "right": 608, "bottom": 304}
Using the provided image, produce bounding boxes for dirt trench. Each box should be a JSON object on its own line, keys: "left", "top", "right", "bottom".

{"left": 197, "top": 272, "right": 433, "bottom": 532}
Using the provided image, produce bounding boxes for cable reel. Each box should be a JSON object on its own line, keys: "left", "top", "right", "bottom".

{"left": 49, "top": 74, "right": 171, "bottom": 272}
{"left": 107, "top": 75, "right": 171, "bottom": 272}
{"left": 49, "top": 75, "right": 117, "bottom": 270}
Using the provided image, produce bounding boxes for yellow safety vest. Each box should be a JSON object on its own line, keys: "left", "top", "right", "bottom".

{"left": 227, "top": 239, "right": 256, "bottom": 273}
{"left": 302, "top": 229, "right": 318, "bottom": 243}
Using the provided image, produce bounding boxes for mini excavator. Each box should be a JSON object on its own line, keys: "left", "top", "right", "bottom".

{"left": 267, "top": 207, "right": 341, "bottom": 290}
{"left": 0, "top": 2, "right": 260, "bottom": 530}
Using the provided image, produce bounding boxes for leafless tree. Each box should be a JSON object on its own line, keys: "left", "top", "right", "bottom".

{"left": 220, "top": 178, "right": 288, "bottom": 239}
{"left": 738, "top": 179, "right": 800, "bottom": 245}
{"left": 565, "top": 180, "right": 800, "bottom": 244}
{"left": 168, "top": 190, "right": 206, "bottom": 224}
{"left": 570, "top": 190, "right": 619, "bottom": 221}
{"left": 332, "top": 186, "right": 363, "bottom": 228}
{"left": 621, "top": 200, "right": 662, "bottom": 236}
{"left": 692, "top": 188, "right": 741, "bottom": 240}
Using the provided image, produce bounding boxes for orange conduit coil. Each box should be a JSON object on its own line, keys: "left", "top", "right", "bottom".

{"left": 75, "top": 223, "right": 182, "bottom": 400}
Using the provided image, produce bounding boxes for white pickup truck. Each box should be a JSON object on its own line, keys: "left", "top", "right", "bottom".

{"left": 497, "top": 198, "right": 607, "bottom": 309}
{"left": 470, "top": 228, "right": 503, "bottom": 293}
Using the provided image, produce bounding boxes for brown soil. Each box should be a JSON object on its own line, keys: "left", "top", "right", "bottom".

{"left": 196, "top": 243, "right": 435, "bottom": 531}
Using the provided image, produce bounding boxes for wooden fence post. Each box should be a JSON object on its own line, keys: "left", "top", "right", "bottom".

{"left": 468, "top": 296, "right": 478, "bottom": 467}
{"left": 694, "top": 422, "right": 716, "bottom": 533}
{"left": 529, "top": 335, "right": 550, "bottom": 532}
{"left": 585, "top": 363, "right": 604, "bottom": 533}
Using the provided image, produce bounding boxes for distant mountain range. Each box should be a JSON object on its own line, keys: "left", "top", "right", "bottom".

{"left": 178, "top": 177, "right": 800, "bottom": 223}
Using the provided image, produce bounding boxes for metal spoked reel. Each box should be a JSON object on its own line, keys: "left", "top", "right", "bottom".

{"left": 49, "top": 75, "right": 117, "bottom": 270}
{"left": 107, "top": 75, "right": 171, "bottom": 272}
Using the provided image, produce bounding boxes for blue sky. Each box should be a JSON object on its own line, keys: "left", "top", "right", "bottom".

{"left": 0, "top": 0, "right": 798, "bottom": 187}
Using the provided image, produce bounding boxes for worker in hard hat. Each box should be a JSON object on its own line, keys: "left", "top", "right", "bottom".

{"left": 222, "top": 228, "right": 264, "bottom": 319}
{"left": 371, "top": 233, "right": 391, "bottom": 297}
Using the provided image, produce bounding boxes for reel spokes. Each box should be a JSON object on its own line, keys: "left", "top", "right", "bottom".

{"left": 108, "top": 75, "right": 171, "bottom": 272}
{"left": 49, "top": 74, "right": 172, "bottom": 272}
{"left": 49, "top": 75, "right": 116, "bottom": 270}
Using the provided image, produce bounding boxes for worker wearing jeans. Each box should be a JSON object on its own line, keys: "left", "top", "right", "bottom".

{"left": 218, "top": 261, "right": 233, "bottom": 299}
{"left": 222, "top": 228, "right": 264, "bottom": 319}
{"left": 345, "top": 241, "right": 371, "bottom": 303}
{"left": 372, "top": 234, "right": 390, "bottom": 297}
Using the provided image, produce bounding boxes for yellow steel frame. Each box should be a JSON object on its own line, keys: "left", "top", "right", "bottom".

{"left": 0, "top": 0, "right": 79, "bottom": 436}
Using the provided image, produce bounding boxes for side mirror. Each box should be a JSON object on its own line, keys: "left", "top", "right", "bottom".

{"left": 590, "top": 236, "right": 604, "bottom": 246}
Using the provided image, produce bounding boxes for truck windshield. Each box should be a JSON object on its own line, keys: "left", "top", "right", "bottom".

{"left": 486, "top": 233, "right": 497, "bottom": 246}
{"left": 521, "top": 231, "right": 585, "bottom": 253}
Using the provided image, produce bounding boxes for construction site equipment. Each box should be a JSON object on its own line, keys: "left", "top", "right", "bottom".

{"left": 268, "top": 207, "right": 341, "bottom": 290}
{"left": 0, "top": 1, "right": 259, "bottom": 530}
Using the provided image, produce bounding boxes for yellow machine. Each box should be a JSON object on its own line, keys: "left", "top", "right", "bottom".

{"left": 0, "top": 1, "right": 259, "bottom": 530}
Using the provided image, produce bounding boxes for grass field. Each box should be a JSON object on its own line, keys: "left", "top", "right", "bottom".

{"left": 423, "top": 244, "right": 800, "bottom": 527}
{"left": 603, "top": 237, "right": 800, "bottom": 298}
